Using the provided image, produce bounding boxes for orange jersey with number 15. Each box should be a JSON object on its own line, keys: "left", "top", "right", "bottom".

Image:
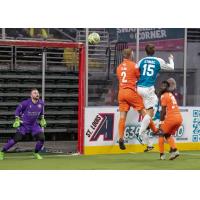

{"left": 117, "top": 59, "right": 140, "bottom": 91}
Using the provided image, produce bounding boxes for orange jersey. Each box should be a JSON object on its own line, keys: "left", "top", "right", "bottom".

{"left": 117, "top": 59, "right": 140, "bottom": 91}
{"left": 160, "top": 92, "right": 181, "bottom": 118}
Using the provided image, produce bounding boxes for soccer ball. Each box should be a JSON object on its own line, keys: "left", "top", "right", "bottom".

{"left": 88, "top": 32, "right": 100, "bottom": 45}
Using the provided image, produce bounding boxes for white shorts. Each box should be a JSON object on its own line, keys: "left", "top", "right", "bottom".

{"left": 137, "top": 86, "right": 158, "bottom": 110}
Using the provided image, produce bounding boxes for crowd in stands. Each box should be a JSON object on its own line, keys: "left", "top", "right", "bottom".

{"left": 1, "top": 28, "right": 80, "bottom": 41}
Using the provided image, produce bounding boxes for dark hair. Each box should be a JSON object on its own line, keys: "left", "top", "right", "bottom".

{"left": 145, "top": 44, "right": 155, "bottom": 56}
{"left": 158, "top": 81, "right": 170, "bottom": 96}
{"left": 161, "top": 80, "right": 170, "bottom": 88}
{"left": 123, "top": 48, "right": 133, "bottom": 59}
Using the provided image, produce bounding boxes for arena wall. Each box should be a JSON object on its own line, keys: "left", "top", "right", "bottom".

{"left": 84, "top": 106, "right": 200, "bottom": 155}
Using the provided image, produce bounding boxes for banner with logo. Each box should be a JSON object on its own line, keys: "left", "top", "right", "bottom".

{"left": 84, "top": 106, "right": 200, "bottom": 155}
{"left": 116, "top": 28, "right": 184, "bottom": 51}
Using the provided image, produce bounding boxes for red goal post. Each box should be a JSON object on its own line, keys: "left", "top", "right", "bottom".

{"left": 0, "top": 39, "right": 85, "bottom": 154}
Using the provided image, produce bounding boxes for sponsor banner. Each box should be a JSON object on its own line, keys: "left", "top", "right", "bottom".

{"left": 84, "top": 107, "right": 118, "bottom": 147}
{"left": 84, "top": 106, "right": 200, "bottom": 154}
{"left": 116, "top": 28, "right": 184, "bottom": 51}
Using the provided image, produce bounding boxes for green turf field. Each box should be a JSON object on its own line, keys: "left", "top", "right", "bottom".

{"left": 0, "top": 151, "right": 200, "bottom": 170}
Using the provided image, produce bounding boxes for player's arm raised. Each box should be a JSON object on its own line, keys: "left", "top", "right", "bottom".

{"left": 158, "top": 54, "right": 174, "bottom": 70}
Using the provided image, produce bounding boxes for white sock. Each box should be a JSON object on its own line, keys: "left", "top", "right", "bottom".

{"left": 140, "top": 133, "right": 153, "bottom": 147}
{"left": 139, "top": 114, "right": 151, "bottom": 135}
{"left": 139, "top": 114, "right": 152, "bottom": 146}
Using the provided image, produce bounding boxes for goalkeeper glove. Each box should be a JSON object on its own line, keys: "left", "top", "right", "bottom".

{"left": 40, "top": 117, "right": 47, "bottom": 128}
{"left": 13, "top": 117, "right": 21, "bottom": 128}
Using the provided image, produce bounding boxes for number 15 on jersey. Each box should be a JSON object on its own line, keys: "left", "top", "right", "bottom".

{"left": 142, "top": 64, "right": 155, "bottom": 76}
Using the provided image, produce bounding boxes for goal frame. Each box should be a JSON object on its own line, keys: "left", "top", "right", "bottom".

{"left": 0, "top": 39, "right": 85, "bottom": 154}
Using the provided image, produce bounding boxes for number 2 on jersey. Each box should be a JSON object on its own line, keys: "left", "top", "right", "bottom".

{"left": 143, "top": 64, "right": 155, "bottom": 76}
{"left": 121, "top": 71, "right": 127, "bottom": 83}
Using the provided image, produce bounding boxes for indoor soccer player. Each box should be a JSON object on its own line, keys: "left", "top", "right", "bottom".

{"left": 158, "top": 81, "right": 182, "bottom": 160}
{"left": 0, "top": 88, "right": 47, "bottom": 160}
{"left": 136, "top": 44, "right": 174, "bottom": 151}
{"left": 116, "top": 48, "right": 157, "bottom": 150}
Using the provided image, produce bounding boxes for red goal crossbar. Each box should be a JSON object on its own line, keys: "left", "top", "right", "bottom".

{"left": 0, "top": 39, "right": 85, "bottom": 154}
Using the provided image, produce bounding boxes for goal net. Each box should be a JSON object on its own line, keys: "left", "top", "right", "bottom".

{"left": 0, "top": 40, "right": 85, "bottom": 154}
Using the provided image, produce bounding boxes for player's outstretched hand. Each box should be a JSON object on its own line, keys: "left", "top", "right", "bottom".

{"left": 13, "top": 117, "right": 21, "bottom": 128}
{"left": 168, "top": 54, "right": 174, "bottom": 60}
{"left": 40, "top": 117, "right": 47, "bottom": 128}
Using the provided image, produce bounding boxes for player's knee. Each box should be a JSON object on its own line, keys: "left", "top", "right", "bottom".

{"left": 164, "top": 133, "right": 171, "bottom": 139}
{"left": 13, "top": 132, "right": 23, "bottom": 142}
{"left": 38, "top": 133, "right": 45, "bottom": 142}
{"left": 146, "top": 108, "right": 154, "bottom": 118}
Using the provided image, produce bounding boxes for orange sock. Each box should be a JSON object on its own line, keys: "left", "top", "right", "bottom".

{"left": 158, "top": 137, "right": 165, "bottom": 153}
{"left": 118, "top": 118, "right": 126, "bottom": 140}
{"left": 166, "top": 136, "right": 176, "bottom": 149}
{"left": 149, "top": 119, "right": 158, "bottom": 133}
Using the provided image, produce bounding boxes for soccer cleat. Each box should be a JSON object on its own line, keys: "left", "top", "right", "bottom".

{"left": 119, "top": 139, "right": 126, "bottom": 150}
{"left": 160, "top": 153, "right": 166, "bottom": 160}
{"left": 169, "top": 150, "right": 180, "bottom": 160}
{"left": 33, "top": 153, "right": 43, "bottom": 160}
{"left": 144, "top": 146, "right": 154, "bottom": 152}
{"left": 0, "top": 151, "right": 4, "bottom": 160}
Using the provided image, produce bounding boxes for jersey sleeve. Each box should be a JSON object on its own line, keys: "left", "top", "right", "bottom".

{"left": 157, "top": 57, "right": 174, "bottom": 70}
{"left": 15, "top": 100, "right": 29, "bottom": 117}
{"left": 135, "top": 66, "right": 140, "bottom": 79}
{"left": 160, "top": 94, "right": 168, "bottom": 107}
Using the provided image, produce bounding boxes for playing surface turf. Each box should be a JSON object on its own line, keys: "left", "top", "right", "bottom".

{"left": 0, "top": 151, "right": 200, "bottom": 170}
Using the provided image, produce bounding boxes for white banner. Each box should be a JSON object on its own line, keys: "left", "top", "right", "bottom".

{"left": 84, "top": 106, "right": 199, "bottom": 148}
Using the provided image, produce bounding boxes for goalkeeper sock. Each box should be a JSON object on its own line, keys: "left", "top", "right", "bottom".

{"left": 118, "top": 118, "right": 126, "bottom": 140}
{"left": 35, "top": 140, "right": 44, "bottom": 153}
{"left": 2, "top": 139, "right": 16, "bottom": 152}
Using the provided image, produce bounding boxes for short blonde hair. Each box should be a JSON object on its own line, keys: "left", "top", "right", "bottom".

{"left": 123, "top": 48, "right": 133, "bottom": 59}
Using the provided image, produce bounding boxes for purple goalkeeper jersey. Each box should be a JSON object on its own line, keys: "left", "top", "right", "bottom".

{"left": 15, "top": 98, "right": 44, "bottom": 125}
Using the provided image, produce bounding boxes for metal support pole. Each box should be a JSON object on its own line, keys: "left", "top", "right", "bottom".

{"left": 42, "top": 48, "right": 46, "bottom": 103}
{"left": 2, "top": 28, "right": 6, "bottom": 39}
{"left": 183, "top": 28, "right": 187, "bottom": 106}
{"left": 85, "top": 28, "right": 89, "bottom": 107}
{"left": 136, "top": 28, "right": 140, "bottom": 62}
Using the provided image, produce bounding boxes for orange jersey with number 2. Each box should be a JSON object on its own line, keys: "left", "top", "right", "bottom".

{"left": 117, "top": 59, "right": 144, "bottom": 112}
{"left": 117, "top": 59, "right": 140, "bottom": 91}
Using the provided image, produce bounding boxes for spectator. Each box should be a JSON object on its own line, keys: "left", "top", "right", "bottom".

{"left": 29, "top": 28, "right": 48, "bottom": 39}
{"left": 167, "top": 77, "right": 183, "bottom": 106}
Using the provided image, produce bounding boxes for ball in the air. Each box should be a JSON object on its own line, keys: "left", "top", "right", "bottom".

{"left": 88, "top": 32, "right": 100, "bottom": 45}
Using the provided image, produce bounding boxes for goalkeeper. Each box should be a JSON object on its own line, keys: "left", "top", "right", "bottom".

{"left": 0, "top": 88, "right": 47, "bottom": 160}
